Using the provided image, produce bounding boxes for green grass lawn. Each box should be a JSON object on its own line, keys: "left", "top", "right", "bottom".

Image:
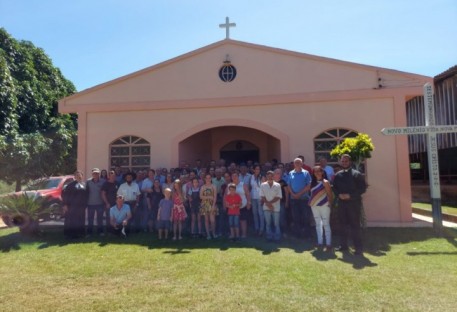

{"left": 0, "top": 180, "right": 15, "bottom": 195}
{"left": 412, "top": 202, "right": 457, "bottom": 216}
{"left": 1, "top": 226, "right": 456, "bottom": 312}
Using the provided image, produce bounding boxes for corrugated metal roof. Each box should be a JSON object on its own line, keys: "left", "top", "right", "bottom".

{"left": 434, "top": 65, "right": 457, "bottom": 83}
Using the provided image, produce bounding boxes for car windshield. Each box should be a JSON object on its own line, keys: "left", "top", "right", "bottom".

{"left": 26, "top": 178, "right": 62, "bottom": 191}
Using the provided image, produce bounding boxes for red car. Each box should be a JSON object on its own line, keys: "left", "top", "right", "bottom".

{"left": 14, "top": 175, "right": 75, "bottom": 220}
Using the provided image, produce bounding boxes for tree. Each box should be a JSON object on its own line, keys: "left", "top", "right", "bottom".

{"left": 330, "top": 133, "right": 374, "bottom": 171}
{"left": 0, "top": 28, "right": 77, "bottom": 191}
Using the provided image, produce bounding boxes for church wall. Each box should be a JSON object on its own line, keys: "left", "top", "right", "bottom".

{"left": 178, "top": 129, "right": 212, "bottom": 168}
{"left": 83, "top": 96, "right": 403, "bottom": 224}
{"left": 63, "top": 43, "right": 422, "bottom": 107}
{"left": 59, "top": 39, "right": 435, "bottom": 226}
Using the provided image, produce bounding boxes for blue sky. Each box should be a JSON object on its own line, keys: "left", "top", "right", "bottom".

{"left": 1, "top": 0, "right": 456, "bottom": 91}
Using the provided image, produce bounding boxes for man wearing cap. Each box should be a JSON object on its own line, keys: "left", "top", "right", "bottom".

{"left": 110, "top": 195, "right": 131, "bottom": 237}
{"left": 117, "top": 172, "right": 140, "bottom": 232}
{"left": 86, "top": 168, "right": 105, "bottom": 237}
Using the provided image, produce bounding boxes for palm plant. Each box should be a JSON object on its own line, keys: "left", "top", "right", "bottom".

{"left": 0, "top": 192, "right": 51, "bottom": 235}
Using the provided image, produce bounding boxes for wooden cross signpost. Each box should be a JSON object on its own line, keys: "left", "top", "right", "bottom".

{"left": 219, "top": 17, "right": 236, "bottom": 39}
{"left": 382, "top": 83, "right": 457, "bottom": 232}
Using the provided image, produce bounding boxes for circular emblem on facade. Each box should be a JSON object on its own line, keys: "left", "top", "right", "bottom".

{"left": 219, "top": 62, "right": 237, "bottom": 82}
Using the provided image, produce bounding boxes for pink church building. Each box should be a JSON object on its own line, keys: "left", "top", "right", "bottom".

{"left": 59, "top": 39, "right": 432, "bottom": 226}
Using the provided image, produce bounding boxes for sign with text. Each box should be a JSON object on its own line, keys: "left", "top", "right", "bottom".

{"left": 381, "top": 125, "right": 457, "bottom": 136}
{"left": 380, "top": 83, "right": 456, "bottom": 231}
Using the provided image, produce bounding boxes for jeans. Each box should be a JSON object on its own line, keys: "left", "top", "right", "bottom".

{"left": 87, "top": 204, "right": 104, "bottom": 234}
{"left": 217, "top": 201, "right": 228, "bottom": 236}
{"left": 279, "top": 201, "right": 287, "bottom": 234}
{"left": 125, "top": 201, "right": 137, "bottom": 233}
{"left": 311, "top": 204, "right": 331, "bottom": 245}
{"left": 264, "top": 210, "right": 281, "bottom": 241}
{"left": 139, "top": 196, "right": 150, "bottom": 231}
{"left": 251, "top": 199, "right": 265, "bottom": 232}
{"left": 228, "top": 215, "right": 240, "bottom": 228}
{"left": 290, "top": 198, "right": 312, "bottom": 239}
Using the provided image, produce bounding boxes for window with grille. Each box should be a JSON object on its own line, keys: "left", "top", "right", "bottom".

{"left": 110, "top": 136, "right": 150, "bottom": 171}
{"left": 314, "top": 128, "right": 358, "bottom": 164}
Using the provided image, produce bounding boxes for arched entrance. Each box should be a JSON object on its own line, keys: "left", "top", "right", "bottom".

{"left": 220, "top": 140, "right": 259, "bottom": 164}
{"left": 178, "top": 126, "right": 280, "bottom": 166}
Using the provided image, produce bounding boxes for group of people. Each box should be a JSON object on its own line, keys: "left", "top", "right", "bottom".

{"left": 62, "top": 154, "right": 367, "bottom": 254}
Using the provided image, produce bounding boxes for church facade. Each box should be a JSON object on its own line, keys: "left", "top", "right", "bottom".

{"left": 59, "top": 39, "right": 431, "bottom": 226}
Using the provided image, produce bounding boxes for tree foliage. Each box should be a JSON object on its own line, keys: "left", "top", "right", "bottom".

{"left": 0, "top": 28, "right": 77, "bottom": 191}
{"left": 330, "top": 133, "right": 375, "bottom": 171}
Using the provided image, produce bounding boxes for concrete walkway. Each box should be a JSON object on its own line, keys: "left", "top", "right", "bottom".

{"left": 412, "top": 213, "right": 457, "bottom": 228}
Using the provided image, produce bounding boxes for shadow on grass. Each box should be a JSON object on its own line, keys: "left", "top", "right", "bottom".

{"left": 337, "top": 251, "right": 378, "bottom": 270}
{"left": 407, "top": 251, "right": 457, "bottom": 256}
{"left": 1, "top": 226, "right": 456, "bottom": 269}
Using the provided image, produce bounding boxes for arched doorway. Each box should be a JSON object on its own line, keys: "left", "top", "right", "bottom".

{"left": 220, "top": 140, "right": 259, "bottom": 164}
{"left": 178, "top": 126, "right": 280, "bottom": 166}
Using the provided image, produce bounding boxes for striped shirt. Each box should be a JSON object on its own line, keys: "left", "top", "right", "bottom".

{"left": 308, "top": 181, "right": 328, "bottom": 207}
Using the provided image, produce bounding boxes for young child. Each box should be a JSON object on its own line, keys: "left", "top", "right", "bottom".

{"left": 224, "top": 183, "right": 242, "bottom": 241}
{"left": 187, "top": 177, "right": 202, "bottom": 238}
{"left": 172, "top": 179, "right": 187, "bottom": 240}
{"left": 157, "top": 188, "right": 173, "bottom": 240}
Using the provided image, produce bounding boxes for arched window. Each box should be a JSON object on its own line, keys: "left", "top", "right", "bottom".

{"left": 110, "top": 136, "right": 150, "bottom": 171}
{"left": 314, "top": 128, "right": 358, "bottom": 164}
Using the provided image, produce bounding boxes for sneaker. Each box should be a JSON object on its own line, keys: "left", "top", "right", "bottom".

{"left": 325, "top": 245, "right": 333, "bottom": 252}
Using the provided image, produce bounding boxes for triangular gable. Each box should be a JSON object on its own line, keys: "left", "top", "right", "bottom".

{"left": 59, "top": 39, "right": 431, "bottom": 113}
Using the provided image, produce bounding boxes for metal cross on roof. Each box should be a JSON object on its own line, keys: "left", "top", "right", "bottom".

{"left": 219, "top": 17, "right": 236, "bottom": 39}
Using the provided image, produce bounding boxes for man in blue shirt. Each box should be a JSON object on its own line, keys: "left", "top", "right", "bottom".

{"left": 110, "top": 195, "right": 132, "bottom": 237}
{"left": 287, "top": 158, "right": 312, "bottom": 239}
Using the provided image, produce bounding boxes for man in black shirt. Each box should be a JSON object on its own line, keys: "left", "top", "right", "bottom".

{"left": 333, "top": 154, "right": 367, "bottom": 255}
{"left": 101, "top": 170, "right": 119, "bottom": 232}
